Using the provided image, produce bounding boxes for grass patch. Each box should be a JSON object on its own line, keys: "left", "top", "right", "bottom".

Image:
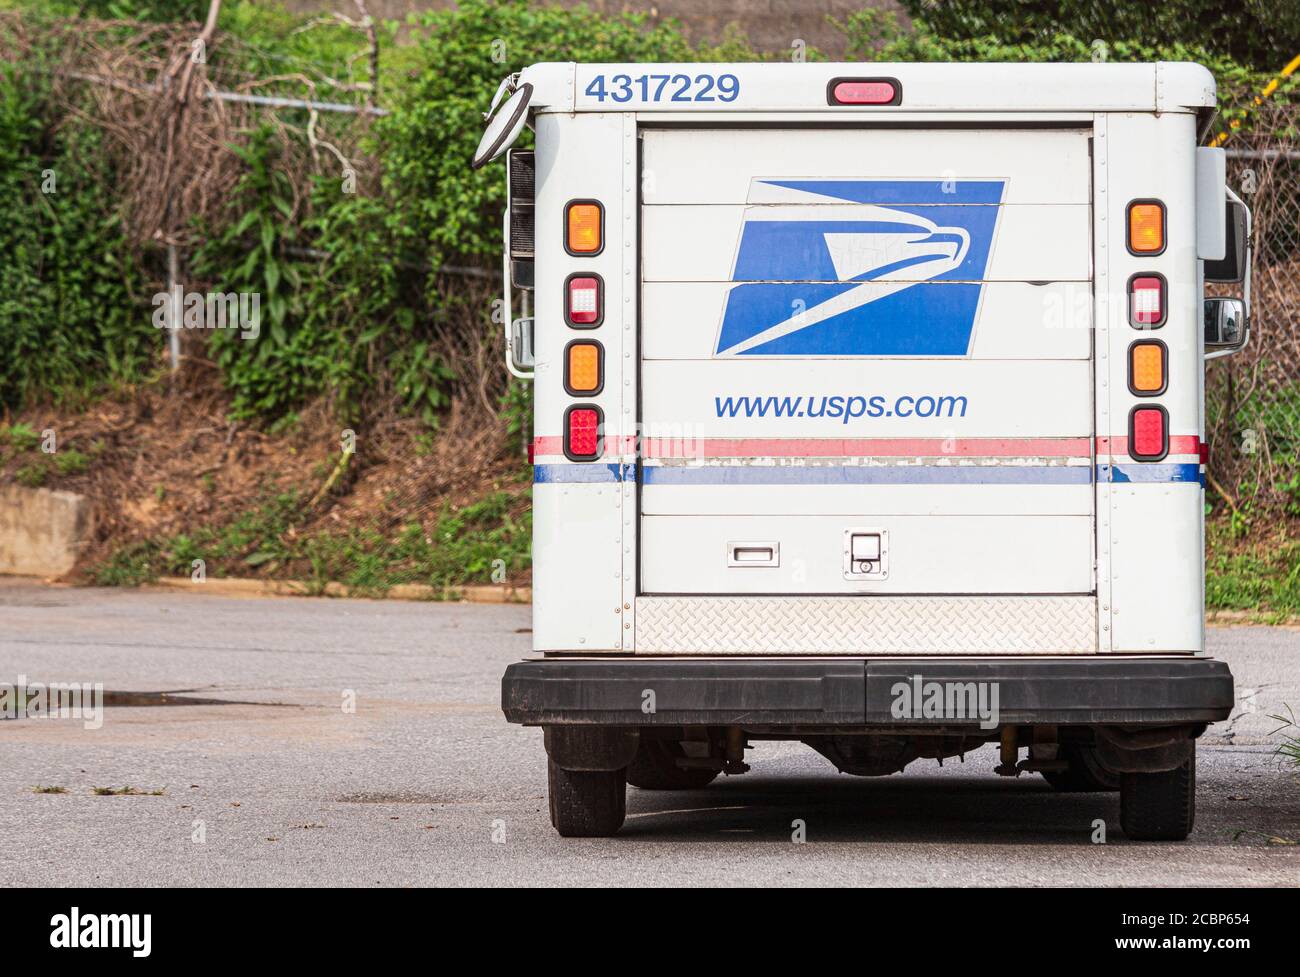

{"left": 1271, "top": 706, "right": 1300, "bottom": 768}
{"left": 89, "top": 489, "right": 531, "bottom": 594}
{"left": 15, "top": 462, "right": 46, "bottom": 487}
{"left": 30, "top": 785, "right": 67, "bottom": 794}
{"left": 91, "top": 786, "right": 165, "bottom": 796}
{"left": 0, "top": 422, "right": 40, "bottom": 452}
{"left": 53, "top": 448, "right": 89, "bottom": 476}
{"left": 1205, "top": 519, "right": 1300, "bottom": 618}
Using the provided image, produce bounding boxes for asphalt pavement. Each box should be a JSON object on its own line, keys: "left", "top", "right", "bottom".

{"left": 0, "top": 578, "right": 1296, "bottom": 886}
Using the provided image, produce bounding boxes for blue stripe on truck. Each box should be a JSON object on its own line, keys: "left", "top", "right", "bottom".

{"left": 532, "top": 462, "right": 1204, "bottom": 485}
{"left": 641, "top": 465, "right": 1091, "bottom": 485}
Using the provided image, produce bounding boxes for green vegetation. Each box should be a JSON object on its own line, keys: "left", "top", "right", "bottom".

{"left": 893, "top": 0, "right": 1299, "bottom": 74}
{"left": 1205, "top": 521, "right": 1300, "bottom": 619}
{"left": 0, "top": 61, "right": 151, "bottom": 413}
{"left": 1, "top": 422, "right": 40, "bottom": 452}
{"left": 90, "top": 489, "right": 531, "bottom": 594}
{"left": 839, "top": 6, "right": 1277, "bottom": 106}
{"left": 0, "top": 421, "right": 91, "bottom": 486}
{"left": 6, "top": 0, "right": 1300, "bottom": 607}
{"left": 91, "top": 785, "right": 166, "bottom": 796}
{"left": 1270, "top": 706, "right": 1300, "bottom": 768}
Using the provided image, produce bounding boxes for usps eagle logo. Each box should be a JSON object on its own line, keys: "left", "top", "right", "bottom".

{"left": 715, "top": 179, "right": 1005, "bottom": 357}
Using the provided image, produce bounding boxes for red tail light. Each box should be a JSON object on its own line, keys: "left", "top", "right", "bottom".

{"left": 1129, "top": 275, "right": 1165, "bottom": 327}
{"left": 564, "top": 405, "right": 602, "bottom": 461}
{"left": 565, "top": 274, "right": 602, "bottom": 327}
{"left": 828, "top": 78, "right": 901, "bottom": 106}
{"left": 1129, "top": 406, "right": 1168, "bottom": 461}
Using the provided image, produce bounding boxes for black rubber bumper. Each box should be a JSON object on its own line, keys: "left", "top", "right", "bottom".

{"left": 501, "top": 658, "right": 1234, "bottom": 727}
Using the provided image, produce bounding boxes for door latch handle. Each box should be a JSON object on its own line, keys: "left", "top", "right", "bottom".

{"left": 727, "top": 541, "right": 780, "bottom": 567}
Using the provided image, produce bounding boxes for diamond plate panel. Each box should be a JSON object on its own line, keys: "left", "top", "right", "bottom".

{"left": 634, "top": 597, "right": 1097, "bottom": 654}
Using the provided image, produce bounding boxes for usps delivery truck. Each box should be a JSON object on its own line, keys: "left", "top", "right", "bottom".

{"left": 474, "top": 62, "right": 1251, "bottom": 839}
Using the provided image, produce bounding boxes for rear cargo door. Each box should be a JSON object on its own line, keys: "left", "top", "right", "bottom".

{"left": 639, "top": 126, "right": 1094, "bottom": 595}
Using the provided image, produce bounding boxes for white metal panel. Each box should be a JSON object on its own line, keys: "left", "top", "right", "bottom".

{"left": 549, "top": 62, "right": 1214, "bottom": 114}
{"left": 643, "top": 128, "right": 1091, "bottom": 205}
{"left": 641, "top": 482, "right": 1093, "bottom": 517}
{"left": 634, "top": 595, "right": 1098, "bottom": 654}
{"left": 1195, "top": 147, "right": 1226, "bottom": 260}
{"left": 532, "top": 484, "right": 625, "bottom": 651}
{"left": 1092, "top": 113, "right": 1115, "bottom": 651}
{"left": 640, "top": 514, "right": 1094, "bottom": 594}
{"left": 522, "top": 62, "right": 1214, "bottom": 115}
{"left": 642, "top": 281, "right": 1092, "bottom": 360}
{"left": 1108, "top": 486, "right": 1203, "bottom": 651}
{"left": 643, "top": 204, "right": 1089, "bottom": 283}
{"left": 641, "top": 359, "right": 1092, "bottom": 437}
{"left": 530, "top": 112, "right": 633, "bottom": 653}
{"left": 1098, "top": 112, "right": 1203, "bottom": 653}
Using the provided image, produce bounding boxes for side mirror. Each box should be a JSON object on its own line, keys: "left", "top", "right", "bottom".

{"left": 1205, "top": 200, "right": 1247, "bottom": 283}
{"left": 1204, "top": 297, "right": 1246, "bottom": 355}
{"left": 510, "top": 316, "right": 535, "bottom": 374}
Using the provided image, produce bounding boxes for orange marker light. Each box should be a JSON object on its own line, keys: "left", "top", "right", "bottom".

{"left": 566, "top": 341, "right": 602, "bottom": 395}
{"left": 1128, "top": 201, "right": 1165, "bottom": 254}
{"left": 1129, "top": 341, "right": 1166, "bottom": 395}
{"left": 566, "top": 201, "right": 603, "bottom": 255}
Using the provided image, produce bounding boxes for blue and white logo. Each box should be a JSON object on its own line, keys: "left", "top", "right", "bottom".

{"left": 715, "top": 179, "right": 1005, "bottom": 357}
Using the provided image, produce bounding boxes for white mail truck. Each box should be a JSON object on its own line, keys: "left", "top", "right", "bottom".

{"left": 475, "top": 62, "right": 1249, "bottom": 839}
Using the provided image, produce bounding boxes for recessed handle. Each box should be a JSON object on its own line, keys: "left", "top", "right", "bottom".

{"left": 727, "top": 541, "right": 780, "bottom": 567}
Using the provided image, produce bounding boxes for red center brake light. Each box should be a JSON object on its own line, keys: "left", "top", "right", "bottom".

{"left": 1129, "top": 406, "right": 1168, "bottom": 461}
{"left": 565, "top": 405, "right": 602, "bottom": 461}
{"left": 828, "top": 78, "right": 901, "bottom": 106}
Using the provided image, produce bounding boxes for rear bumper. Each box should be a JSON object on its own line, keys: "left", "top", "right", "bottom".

{"left": 501, "top": 657, "right": 1234, "bottom": 728}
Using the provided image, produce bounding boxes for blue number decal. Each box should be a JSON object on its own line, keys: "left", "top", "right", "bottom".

{"left": 583, "top": 73, "right": 740, "bottom": 103}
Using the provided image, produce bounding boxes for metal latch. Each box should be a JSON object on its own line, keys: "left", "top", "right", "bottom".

{"left": 843, "top": 528, "right": 888, "bottom": 580}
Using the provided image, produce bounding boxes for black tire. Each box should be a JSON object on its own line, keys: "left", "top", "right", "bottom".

{"left": 1041, "top": 746, "right": 1121, "bottom": 793}
{"left": 547, "top": 760, "right": 626, "bottom": 837}
{"left": 1120, "top": 750, "right": 1196, "bottom": 841}
{"left": 626, "top": 739, "right": 719, "bottom": 790}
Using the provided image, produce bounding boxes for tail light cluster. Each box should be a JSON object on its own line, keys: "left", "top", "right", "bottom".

{"left": 1125, "top": 200, "right": 1169, "bottom": 461}
{"left": 563, "top": 200, "right": 605, "bottom": 461}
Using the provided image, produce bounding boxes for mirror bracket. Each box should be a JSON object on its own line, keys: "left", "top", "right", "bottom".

{"left": 502, "top": 209, "right": 535, "bottom": 379}
{"left": 1204, "top": 187, "right": 1251, "bottom": 361}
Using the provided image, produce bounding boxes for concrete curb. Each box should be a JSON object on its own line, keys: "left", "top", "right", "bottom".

{"left": 143, "top": 576, "right": 531, "bottom": 603}
{"left": 1205, "top": 608, "right": 1300, "bottom": 628}
{"left": 3, "top": 574, "right": 1292, "bottom": 619}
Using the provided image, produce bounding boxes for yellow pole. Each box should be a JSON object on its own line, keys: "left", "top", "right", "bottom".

{"left": 1209, "top": 53, "right": 1300, "bottom": 147}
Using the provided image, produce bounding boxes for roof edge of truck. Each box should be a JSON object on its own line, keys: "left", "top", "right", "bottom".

{"left": 517, "top": 61, "right": 1215, "bottom": 115}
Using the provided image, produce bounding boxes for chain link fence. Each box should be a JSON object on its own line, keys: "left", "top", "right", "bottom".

{"left": 1206, "top": 98, "right": 1300, "bottom": 519}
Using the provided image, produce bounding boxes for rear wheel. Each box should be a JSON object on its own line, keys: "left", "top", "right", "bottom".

{"left": 547, "top": 760, "right": 627, "bottom": 837}
{"left": 1120, "top": 749, "right": 1196, "bottom": 841}
{"left": 627, "top": 739, "right": 719, "bottom": 790}
{"left": 1041, "top": 745, "right": 1120, "bottom": 793}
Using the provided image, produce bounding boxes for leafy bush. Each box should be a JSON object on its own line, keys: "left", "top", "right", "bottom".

{"left": 182, "top": 0, "right": 740, "bottom": 426}
{"left": 893, "top": 0, "right": 1300, "bottom": 74}
{"left": 0, "top": 61, "right": 152, "bottom": 411}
